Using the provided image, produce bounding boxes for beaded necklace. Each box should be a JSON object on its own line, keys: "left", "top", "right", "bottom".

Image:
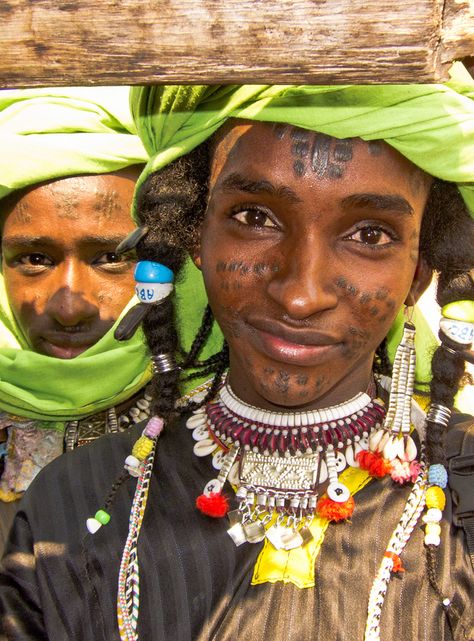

{"left": 191, "top": 379, "right": 386, "bottom": 548}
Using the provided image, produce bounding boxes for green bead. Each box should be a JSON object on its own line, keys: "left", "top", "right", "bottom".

{"left": 442, "top": 300, "right": 474, "bottom": 323}
{"left": 94, "top": 509, "right": 111, "bottom": 525}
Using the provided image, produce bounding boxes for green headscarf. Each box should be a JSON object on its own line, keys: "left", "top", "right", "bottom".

{"left": 130, "top": 64, "right": 474, "bottom": 388}
{"left": 0, "top": 87, "right": 152, "bottom": 422}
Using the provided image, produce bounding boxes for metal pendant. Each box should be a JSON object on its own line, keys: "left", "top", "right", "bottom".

{"left": 266, "top": 524, "right": 303, "bottom": 551}
{"left": 243, "top": 520, "right": 266, "bottom": 543}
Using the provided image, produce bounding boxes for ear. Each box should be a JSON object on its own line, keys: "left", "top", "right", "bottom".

{"left": 405, "top": 256, "right": 432, "bottom": 306}
{"left": 190, "top": 244, "right": 202, "bottom": 270}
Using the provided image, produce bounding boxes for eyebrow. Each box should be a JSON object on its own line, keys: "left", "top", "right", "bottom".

{"left": 1, "top": 235, "right": 129, "bottom": 248}
{"left": 341, "top": 193, "right": 414, "bottom": 216}
{"left": 220, "top": 172, "right": 303, "bottom": 204}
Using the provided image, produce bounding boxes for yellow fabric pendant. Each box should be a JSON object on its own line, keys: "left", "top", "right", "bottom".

{"left": 251, "top": 465, "right": 373, "bottom": 588}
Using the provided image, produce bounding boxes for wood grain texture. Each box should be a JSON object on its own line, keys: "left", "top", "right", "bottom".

{"left": 0, "top": 0, "right": 472, "bottom": 87}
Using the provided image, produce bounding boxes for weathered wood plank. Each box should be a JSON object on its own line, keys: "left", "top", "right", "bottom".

{"left": 0, "top": 0, "right": 472, "bottom": 87}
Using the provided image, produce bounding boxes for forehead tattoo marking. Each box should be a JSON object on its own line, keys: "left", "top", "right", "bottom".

{"left": 93, "top": 189, "right": 122, "bottom": 220}
{"left": 55, "top": 193, "right": 81, "bottom": 219}
{"left": 11, "top": 201, "right": 32, "bottom": 225}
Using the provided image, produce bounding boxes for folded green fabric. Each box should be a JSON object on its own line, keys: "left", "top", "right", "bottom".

{"left": 130, "top": 64, "right": 474, "bottom": 388}
{"left": 0, "top": 87, "right": 151, "bottom": 422}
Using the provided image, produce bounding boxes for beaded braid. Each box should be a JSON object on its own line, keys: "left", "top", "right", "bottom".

{"left": 135, "top": 141, "right": 212, "bottom": 420}
{"left": 418, "top": 180, "right": 474, "bottom": 611}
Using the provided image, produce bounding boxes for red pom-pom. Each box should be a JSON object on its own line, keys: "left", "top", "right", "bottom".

{"left": 357, "top": 450, "right": 392, "bottom": 478}
{"left": 196, "top": 492, "right": 229, "bottom": 518}
{"left": 317, "top": 495, "right": 355, "bottom": 522}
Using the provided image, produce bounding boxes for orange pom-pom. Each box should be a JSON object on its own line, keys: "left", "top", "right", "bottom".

{"left": 317, "top": 495, "right": 355, "bottom": 521}
{"left": 357, "top": 450, "right": 392, "bottom": 477}
{"left": 196, "top": 492, "right": 229, "bottom": 518}
{"left": 384, "top": 551, "right": 405, "bottom": 572}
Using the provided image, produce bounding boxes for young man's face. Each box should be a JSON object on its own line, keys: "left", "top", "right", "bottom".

{"left": 197, "top": 121, "right": 432, "bottom": 410}
{"left": 1, "top": 169, "right": 138, "bottom": 358}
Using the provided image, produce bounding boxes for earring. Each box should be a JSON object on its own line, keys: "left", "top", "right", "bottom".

{"left": 362, "top": 307, "right": 420, "bottom": 483}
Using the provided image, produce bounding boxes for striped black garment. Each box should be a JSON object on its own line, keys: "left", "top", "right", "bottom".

{"left": 0, "top": 416, "right": 472, "bottom": 641}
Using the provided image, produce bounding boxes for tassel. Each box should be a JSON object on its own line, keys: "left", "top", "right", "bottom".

{"left": 317, "top": 496, "right": 355, "bottom": 521}
{"left": 196, "top": 492, "right": 229, "bottom": 517}
{"left": 357, "top": 450, "right": 392, "bottom": 477}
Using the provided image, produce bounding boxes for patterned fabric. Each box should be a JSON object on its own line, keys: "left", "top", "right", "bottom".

{"left": 0, "top": 416, "right": 472, "bottom": 641}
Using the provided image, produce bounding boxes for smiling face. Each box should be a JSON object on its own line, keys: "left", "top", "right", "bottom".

{"left": 1, "top": 169, "right": 139, "bottom": 358}
{"left": 197, "top": 121, "right": 432, "bottom": 410}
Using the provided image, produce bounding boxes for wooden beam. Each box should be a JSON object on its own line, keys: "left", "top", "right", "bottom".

{"left": 0, "top": 0, "right": 472, "bottom": 88}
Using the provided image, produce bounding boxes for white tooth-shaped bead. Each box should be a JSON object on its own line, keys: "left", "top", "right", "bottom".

{"left": 359, "top": 435, "right": 369, "bottom": 451}
{"left": 404, "top": 436, "right": 417, "bottom": 462}
{"left": 186, "top": 414, "right": 207, "bottom": 429}
{"left": 193, "top": 439, "right": 216, "bottom": 457}
{"left": 345, "top": 444, "right": 360, "bottom": 467}
{"left": 369, "top": 429, "right": 385, "bottom": 452}
{"left": 383, "top": 435, "right": 401, "bottom": 462}
{"left": 192, "top": 425, "right": 210, "bottom": 441}
{"left": 86, "top": 518, "right": 102, "bottom": 534}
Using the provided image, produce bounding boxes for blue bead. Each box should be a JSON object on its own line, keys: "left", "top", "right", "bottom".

{"left": 134, "top": 261, "right": 174, "bottom": 284}
{"left": 428, "top": 464, "right": 448, "bottom": 489}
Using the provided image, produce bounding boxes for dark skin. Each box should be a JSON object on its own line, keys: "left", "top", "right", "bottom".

{"left": 195, "top": 121, "right": 432, "bottom": 411}
{"left": 1, "top": 168, "right": 139, "bottom": 358}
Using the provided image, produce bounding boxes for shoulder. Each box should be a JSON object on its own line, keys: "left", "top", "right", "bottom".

{"left": 18, "top": 424, "right": 143, "bottom": 524}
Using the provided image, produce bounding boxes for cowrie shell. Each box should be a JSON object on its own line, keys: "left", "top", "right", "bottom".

{"left": 192, "top": 424, "right": 210, "bottom": 441}
{"left": 212, "top": 449, "right": 225, "bottom": 470}
{"left": 193, "top": 439, "right": 216, "bottom": 457}
{"left": 186, "top": 414, "right": 207, "bottom": 430}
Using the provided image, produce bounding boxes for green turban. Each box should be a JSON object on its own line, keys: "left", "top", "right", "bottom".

{"left": 0, "top": 87, "right": 151, "bottom": 421}
{"left": 129, "top": 64, "right": 474, "bottom": 392}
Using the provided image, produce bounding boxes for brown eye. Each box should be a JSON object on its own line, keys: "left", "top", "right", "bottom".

{"left": 359, "top": 227, "right": 382, "bottom": 244}
{"left": 233, "top": 208, "right": 276, "bottom": 228}
{"left": 348, "top": 226, "right": 393, "bottom": 246}
{"left": 20, "top": 253, "right": 53, "bottom": 266}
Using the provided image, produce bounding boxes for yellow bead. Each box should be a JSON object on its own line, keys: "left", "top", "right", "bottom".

{"left": 132, "top": 435, "right": 154, "bottom": 461}
{"left": 442, "top": 300, "right": 474, "bottom": 323}
{"left": 425, "top": 522, "right": 441, "bottom": 537}
{"left": 426, "top": 486, "right": 446, "bottom": 510}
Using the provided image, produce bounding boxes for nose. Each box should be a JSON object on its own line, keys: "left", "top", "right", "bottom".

{"left": 44, "top": 261, "right": 99, "bottom": 327}
{"left": 266, "top": 235, "right": 338, "bottom": 320}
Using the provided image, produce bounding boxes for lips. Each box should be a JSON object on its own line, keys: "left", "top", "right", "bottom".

{"left": 246, "top": 318, "right": 342, "bottom": 366}
{"left": 39, "top": 333, "right": 98, "bottom": 359}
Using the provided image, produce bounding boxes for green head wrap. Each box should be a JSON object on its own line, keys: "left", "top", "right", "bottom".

{"left": 0, "top": 87, "right": 151, "bottom": 422}
{"left": 130, "top": 64, "right": 474, "bottom": 390}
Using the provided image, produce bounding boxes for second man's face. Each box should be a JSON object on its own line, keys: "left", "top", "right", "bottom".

{"left": 1, "top": 169, "right": 138, "bottom": 358}
{"left": 197, "top": 121, "right": 431, "bottom": 410}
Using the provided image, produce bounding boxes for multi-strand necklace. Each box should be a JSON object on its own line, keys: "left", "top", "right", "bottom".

{"left": 190, "top": 379, "right": 386, "bottom": 550}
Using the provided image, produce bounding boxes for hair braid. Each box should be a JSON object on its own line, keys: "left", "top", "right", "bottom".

{"left": 419, "top": 179, "right": 474, "bottom": 601}
{"left": 135, "top": 141, "right": 212, "bottom": 421}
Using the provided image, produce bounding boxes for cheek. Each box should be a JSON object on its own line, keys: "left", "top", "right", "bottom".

{"left": 95, "top": 273, "right": 135, "bottom": 319}
{"left": 336, "top": 278, "right": 401, "bottom": 354}
{"left": 3, "top": 271, "right": 45, "bottom": 321}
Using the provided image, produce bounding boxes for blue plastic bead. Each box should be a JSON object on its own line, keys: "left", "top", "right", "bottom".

{"left": 428, "top": 464, "right": 448, "bottom": 489}
{"left": 134, "top": 261, "right": 174, "bottom": 284}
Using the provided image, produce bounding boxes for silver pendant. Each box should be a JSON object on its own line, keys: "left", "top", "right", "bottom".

{"left": 265, "top": 524, "right": 303, "bottom": 551}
